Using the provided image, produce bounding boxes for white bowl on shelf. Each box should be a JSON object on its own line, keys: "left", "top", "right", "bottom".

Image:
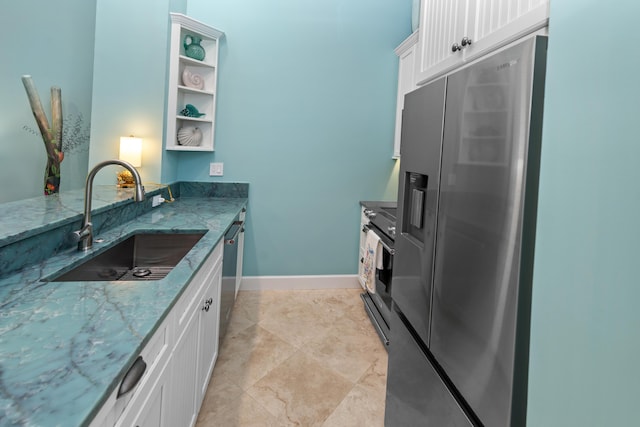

{"left": 177, "top": 126, "right": 203, "bottom": 146}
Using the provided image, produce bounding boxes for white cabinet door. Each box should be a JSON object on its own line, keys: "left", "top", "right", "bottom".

{"left": 465, "top": 0, "right": 549, "bottom": 63}
{"left": 92, "top": 318, "right": 171, "bottom": 427}
{"left": 196, "top": 261, "right": 222, "bottom": 407}
{"left": 118, "top": 359, "right": 170, "bottom": 427}
{"left": 393, "top": 32, "right": 419, "bottom": 158}
{"left": 414, "top": 0, "right": 549, "bottom": 85}
{"left": 167, "top": 240, "right": 223, "bottom": 427}
{"left": 415, "top": 0, "right": 470, "bottom": 85}
{"left": 169, "top": 307, "right": 200, "bottom": 427}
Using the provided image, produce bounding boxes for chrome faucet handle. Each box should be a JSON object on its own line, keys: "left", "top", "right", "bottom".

{"left": 70, "top": 222, "right": 92, "bottom": 242}
{"left": 71, "top": 222, "right": 93, "bottom": 251}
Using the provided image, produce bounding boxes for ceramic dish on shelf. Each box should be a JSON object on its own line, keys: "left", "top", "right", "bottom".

{"left": 182, "top": 69, "right": 205, "bottom": 90}
{"left": 177, "top": 126, "right": 203, "bottom": 146}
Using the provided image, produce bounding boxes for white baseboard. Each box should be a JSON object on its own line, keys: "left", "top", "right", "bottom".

{"left": 240, "top": 275, "right": 362, "bottom": 291}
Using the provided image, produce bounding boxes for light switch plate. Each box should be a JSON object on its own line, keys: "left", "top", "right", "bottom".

{"left": 209, "top": 162, "right": 224, "bottom": 176}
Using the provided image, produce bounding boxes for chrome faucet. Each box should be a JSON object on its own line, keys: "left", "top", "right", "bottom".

{"left": 73, "top": 160, "right": 145, "bottom": 251}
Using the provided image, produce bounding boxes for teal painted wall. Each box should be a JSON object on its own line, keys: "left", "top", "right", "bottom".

{"left": 89, "top": 0, "right": 185, "bottom": 186}
{"left": 527, "top": 1, "right": 640, "bottom": 425}
{"left": 0, "top": 0, "right": 95, "bottom": 203}
{"left": 184, "top": 0, "right": 410, "bottom": 276}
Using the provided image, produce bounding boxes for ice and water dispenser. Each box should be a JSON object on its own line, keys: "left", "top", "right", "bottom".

{"left": 403, "top": 172, "right": 428, "bottom": 243}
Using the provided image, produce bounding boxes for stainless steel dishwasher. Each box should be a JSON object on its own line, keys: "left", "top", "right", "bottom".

{"left": 219, "top": 215, "right": 243, "bottom": 344}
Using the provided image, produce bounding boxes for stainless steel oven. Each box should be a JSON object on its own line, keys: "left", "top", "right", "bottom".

{"left": 360, "top": 206, "right": 396, "bottom": 347}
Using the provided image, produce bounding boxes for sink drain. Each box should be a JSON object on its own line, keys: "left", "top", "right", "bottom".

{"left": 97, "top": 268, "right": 120, "bottom": 279}
{"left": 119, "top": 266, "right": 173, "bottom": 281}
{"left": 132, "top": 268, "right": 152, "bottom": 278}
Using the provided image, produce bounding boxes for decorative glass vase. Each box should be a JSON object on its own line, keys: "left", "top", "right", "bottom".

{"left": 183, "top": 35, "right": 205, "bottom": 61}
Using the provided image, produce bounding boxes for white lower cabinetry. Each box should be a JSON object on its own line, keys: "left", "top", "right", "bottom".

{"left": 90, "top": 316, "right": 171, "bottom": 427}
{"left": 117, "top": 358, "right": 170, "bottom": 427}
{"left": 168, "top": 240, "right": 223, "bottom": 427}
{"left": 90, "top": 240, "right": 224, "bottom": 427}
{"left": 196, "top": 261, "right": 222, "bottom": 406}
{"left": 169, "top": 303, "right": 201, "bottom": 427}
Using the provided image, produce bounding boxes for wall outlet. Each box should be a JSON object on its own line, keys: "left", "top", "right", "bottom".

{"left": 152, "top": 195, "right": 165, "bottom": 207}
{"left": 209, "top": 162, "right": 224, "bottom": 176}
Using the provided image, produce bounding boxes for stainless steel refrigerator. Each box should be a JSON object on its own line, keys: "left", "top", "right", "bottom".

{"left": 385, "top": 35, "right": 547, "bottom": 426}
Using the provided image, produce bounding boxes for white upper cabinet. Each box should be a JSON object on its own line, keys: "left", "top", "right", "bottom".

{"left": 415, "top": 0, "right": 471, "bottom": 86}
{"left": 466, "top": 0, "right": 549, "bottom": 62}
{"left": 414, "top": 0, "right": 549, "bottom": 85}
{"left": 393, "top": 32, "right": 419, "bottom": 158}
{"left": 166, "top": 13, "right": 224, "bottom": 151}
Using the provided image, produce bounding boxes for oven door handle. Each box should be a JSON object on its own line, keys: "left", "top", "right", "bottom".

{"left": 362, "top": 224, "right": 395, "bottom": 255}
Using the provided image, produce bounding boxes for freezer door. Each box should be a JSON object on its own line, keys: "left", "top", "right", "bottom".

{"left": 392, "top": 77, "right": 446, "bottom": 346}
{"left": 385, "top": 308, "right": 474, "bottom": 427}
{"left": 429, "top": 36, "right": 546, "bottom": 427}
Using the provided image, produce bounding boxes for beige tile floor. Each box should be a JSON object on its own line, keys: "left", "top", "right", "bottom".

{"left": 195, "top": 288, "right": 388, "bottom": 427}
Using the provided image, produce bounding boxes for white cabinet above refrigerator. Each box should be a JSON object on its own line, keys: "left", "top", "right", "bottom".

{"left": 414, "top": 0, "right": 549, "bottom": 85}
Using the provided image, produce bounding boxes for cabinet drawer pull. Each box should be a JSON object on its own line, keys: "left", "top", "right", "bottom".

{"left": 117, "top": 356, "right": 147, "bottom": 398}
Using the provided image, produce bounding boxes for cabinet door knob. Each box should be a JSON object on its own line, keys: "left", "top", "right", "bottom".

{"left": 203, "top": 303, "right": 210, "bottom": 312}
{"left": 206, "top": 298, "right": 213, "bottom": 305}
{"left": 451, "top": 43, "right": 462, "bottom": 52}
{"left": 461, "top": 37, "right": 472, "bottom": 47}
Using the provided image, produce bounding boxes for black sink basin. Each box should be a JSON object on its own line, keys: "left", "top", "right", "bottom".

{"left": 48, "top": 232, "right": 206, "bottom": 282}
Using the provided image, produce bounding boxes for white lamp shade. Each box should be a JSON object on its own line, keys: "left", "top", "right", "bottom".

{"left": 119, "top": 136, "right": 142, "bottom": 167}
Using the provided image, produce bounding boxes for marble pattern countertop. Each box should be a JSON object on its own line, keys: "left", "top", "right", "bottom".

{"left": 0, "top": 196, "right": 247, "bottom": 427}
{"left": 0, "top": 184, "right": 166, "bottom": 246}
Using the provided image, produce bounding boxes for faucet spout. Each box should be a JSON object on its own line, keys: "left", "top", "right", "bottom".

{"left": 76, "top": 160, "right": 145, "bottom": 251}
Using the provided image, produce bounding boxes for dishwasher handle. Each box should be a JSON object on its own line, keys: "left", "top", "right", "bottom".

{"left": 225, "top": 221, "right": 244, "bottom": 245}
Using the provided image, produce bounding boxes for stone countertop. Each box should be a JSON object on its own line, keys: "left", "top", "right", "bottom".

{"left": 0, "top": 196, "right": 247, "bottom": 427}
{"left": 0, "top": 184, "right": 166, "bottom": 246}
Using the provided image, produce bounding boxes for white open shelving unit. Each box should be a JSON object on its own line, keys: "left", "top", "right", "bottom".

{"left": 166, "top": 13, "right": 224, "bottom": 151}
